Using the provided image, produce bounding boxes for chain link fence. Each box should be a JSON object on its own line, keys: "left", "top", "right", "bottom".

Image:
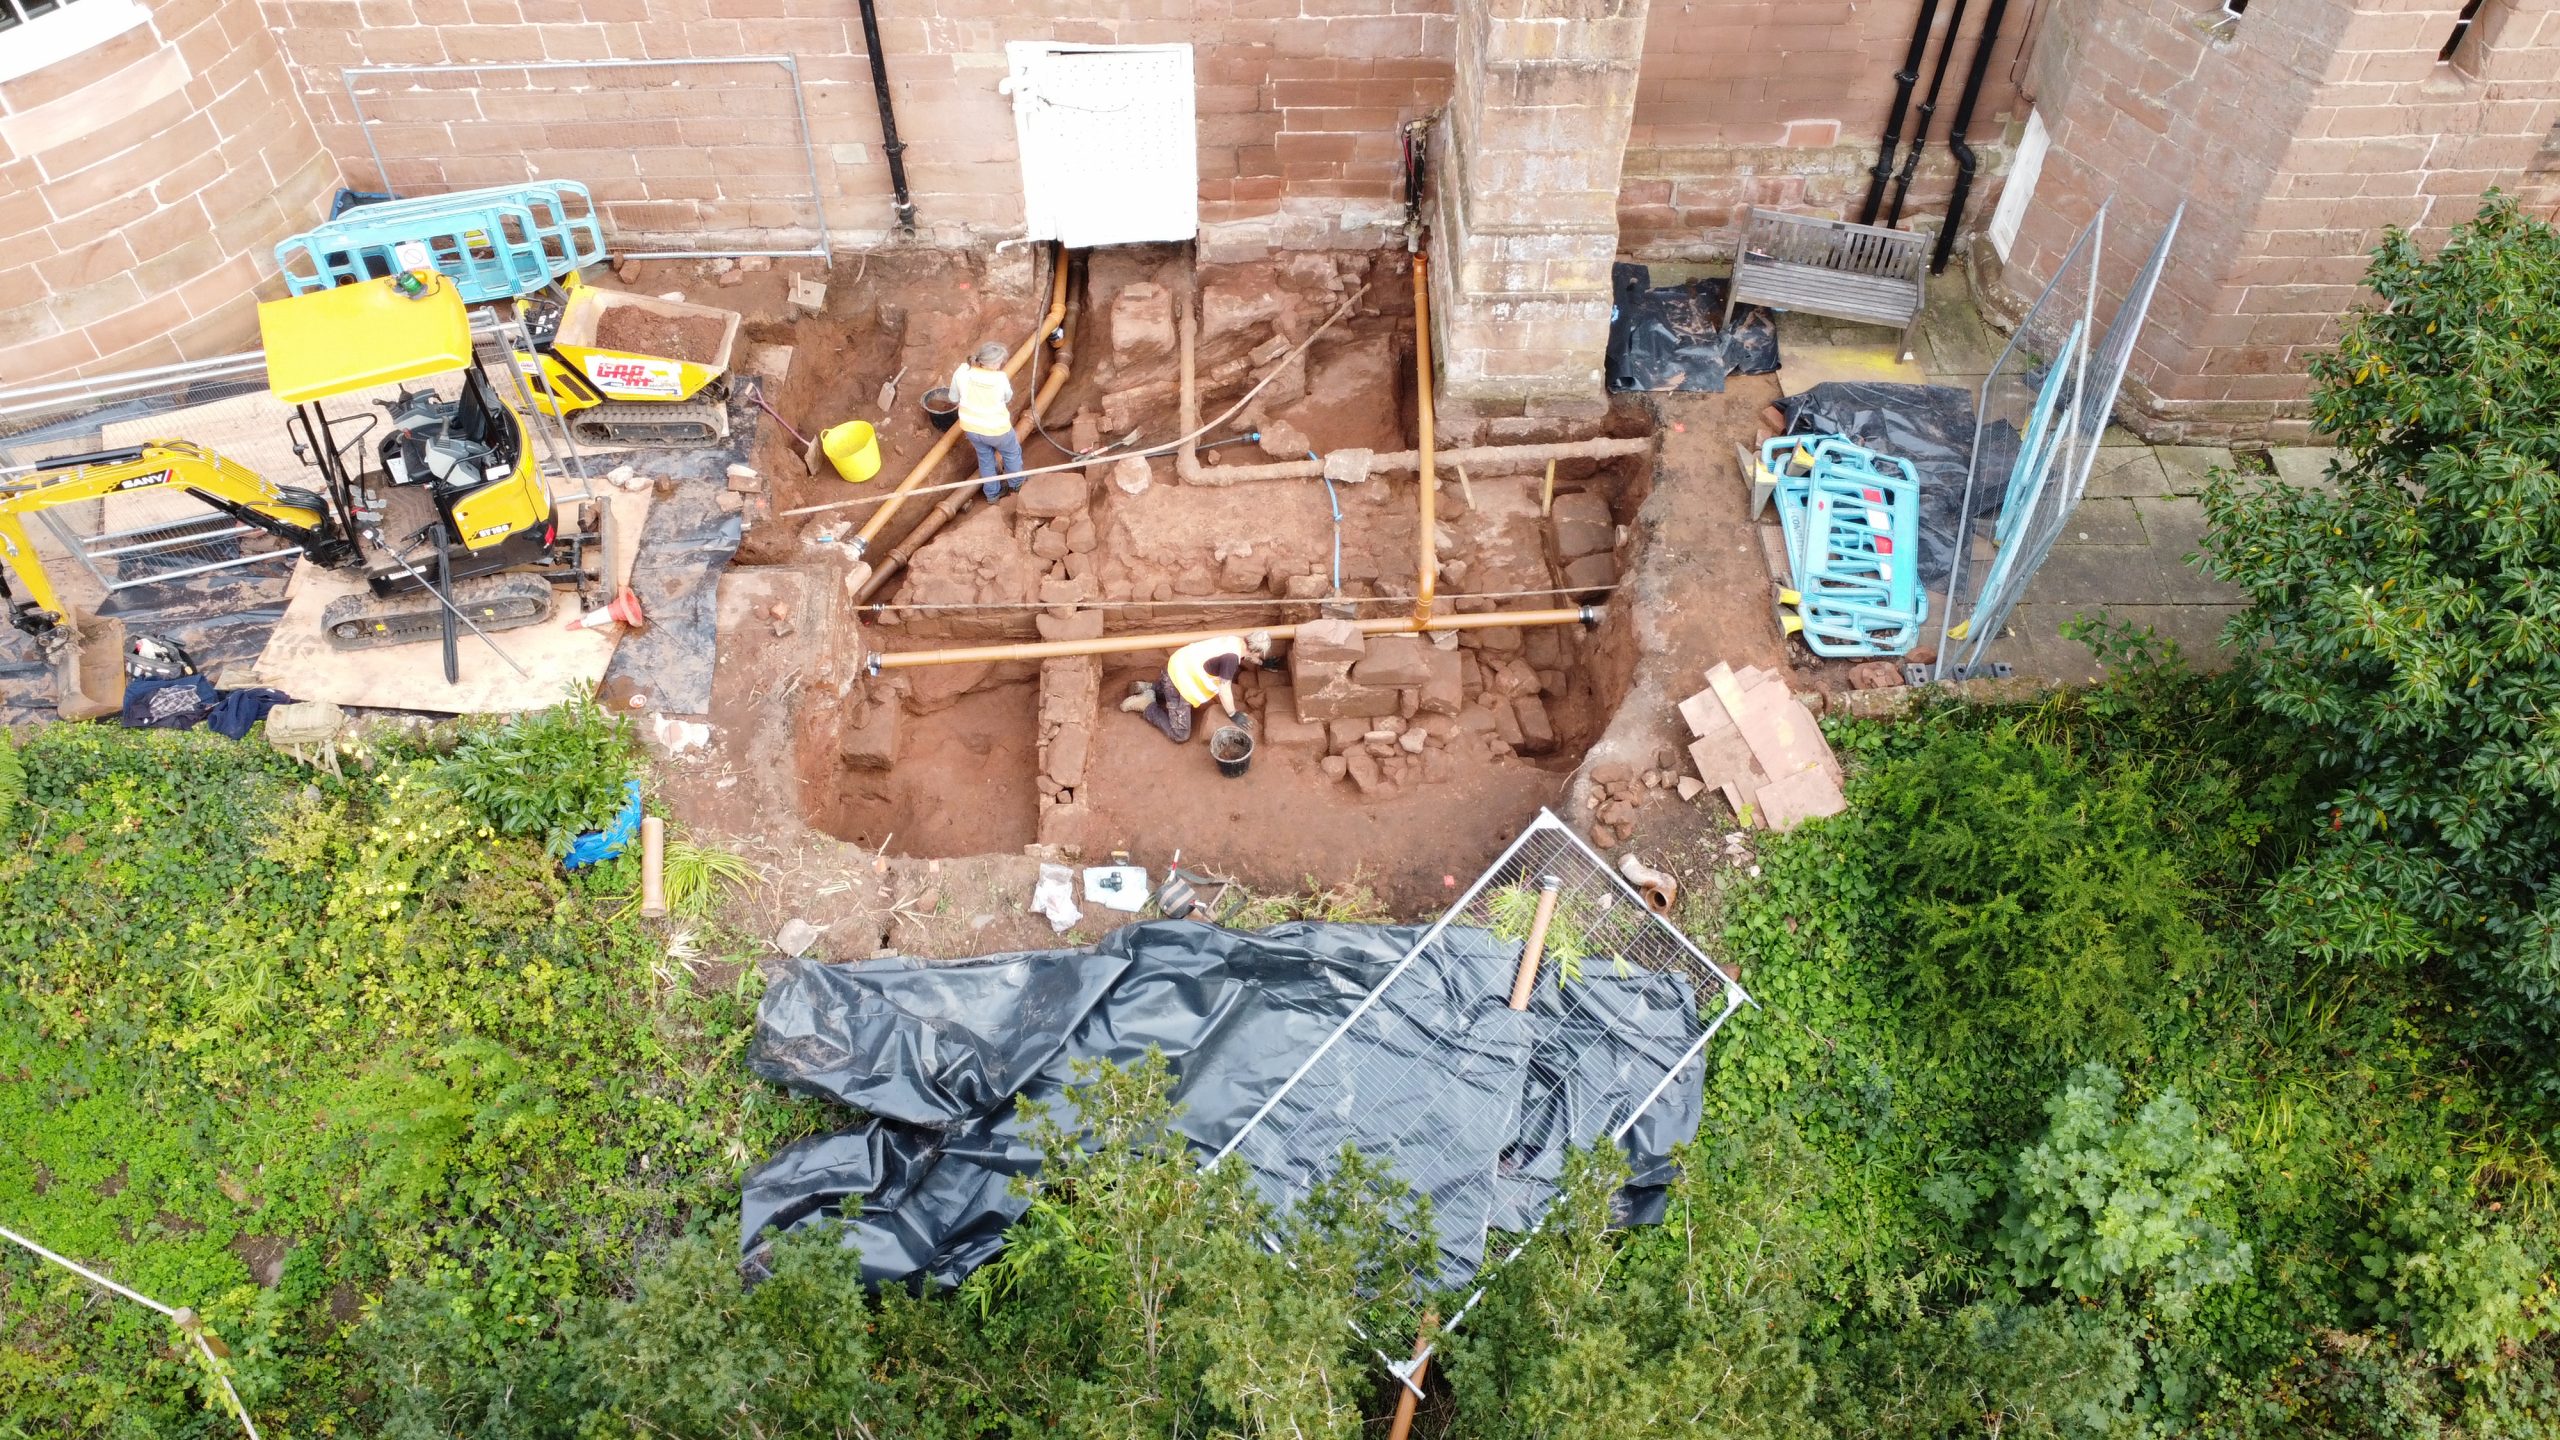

{"left": 342, "top": 57, "right": 829, "bottom": 260}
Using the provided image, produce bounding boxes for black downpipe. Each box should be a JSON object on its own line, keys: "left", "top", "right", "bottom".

{"left": 1885, "top": 0, "right": 1971, "bottom": 229}
{"left": 856, "top": 0, "right": 918, "bottom": 235}
{"left": 1933, "top": 0, "right": 2014, "bottom": 274}
{"left": 1861, "top": 0, "right": 1943, "bottom": 225}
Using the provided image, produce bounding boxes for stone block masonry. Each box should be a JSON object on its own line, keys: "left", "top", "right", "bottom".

{"left": 258, "top": 0, "right": 1459, "bottom": 252}
{"left": 1984, "top": 0, "right": 2560, "bottom": 443}
{"left": 0, "top": 0, "right": 338, "bottom": 381}
{"left": 1619, "top": 0, "right": 2028, "bottom": 253}
{"left": 1428, "top": 0, "right": 1652, "bottom": 420}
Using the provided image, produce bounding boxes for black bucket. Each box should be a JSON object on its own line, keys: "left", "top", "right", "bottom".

{"left": 1209, "top": 725, "right": 1255, "bottom": 778}
{"left": 921, "top": 386, "right": 959, "bottom": 432}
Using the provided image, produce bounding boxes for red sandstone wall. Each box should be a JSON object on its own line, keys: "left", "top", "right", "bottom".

{"left": 0, "top": 0, "right": 339, "bottom": 382}
{"left": 1992, "top": 0, "right": 2560, "bottom": 442}
{"left": 259, "top": 0, "right": 1457, "bottom": 249}
{"left": 1619, "top": 0, "right": 2031, "bottom": 251}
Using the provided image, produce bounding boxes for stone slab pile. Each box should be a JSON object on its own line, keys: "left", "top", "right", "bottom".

{"left": 1677, "top": 662, "right": 1845, "bottom": 833}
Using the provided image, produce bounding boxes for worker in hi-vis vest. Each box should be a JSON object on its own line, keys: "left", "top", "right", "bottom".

{"left": 1121, "top": 630, "right": 1274, "bottom": 744}
{"left": 951, "top": 342, "right": 1024, "bottom": 502}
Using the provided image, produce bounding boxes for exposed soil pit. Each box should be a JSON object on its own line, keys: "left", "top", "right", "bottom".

{"left": 645, "top": 241, "right": 1685, "bottom": 916}
{"left": 818, "top": 440, "right": 1654, "bottom": 912}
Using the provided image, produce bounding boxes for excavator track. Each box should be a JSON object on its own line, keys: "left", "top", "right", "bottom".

{"left": 321, "top": 573, "right": 557, "bottom": 652}
{"left": 568, "top": 397, "right": 730, "bottom": 448}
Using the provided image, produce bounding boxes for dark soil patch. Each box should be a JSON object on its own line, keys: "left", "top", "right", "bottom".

{"left": 229, "top": 1233, "right": 289, "bottom": 1287}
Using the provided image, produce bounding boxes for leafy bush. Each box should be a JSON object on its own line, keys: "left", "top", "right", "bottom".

{"left": 1998, "top": 1063, "right": 2251, "bottom": 1300}
{"left": 438, "top": 685, "right": 635, "bottom": 854}
{"left": 0, "top": 717, "right": 825, "bottom": 1433}
{"left": 2353, "top": 1183, "right": 2552, "bottom": 1364}
{"left": 1832, "top": 719, "right": 2218, "bottom": 1060}
{"left": 2197, "top": 195, "right": 2560, "bottom": 1078}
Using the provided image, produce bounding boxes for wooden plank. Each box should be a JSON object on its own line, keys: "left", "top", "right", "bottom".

{"left": 246, "top": 479, "right": 650, "bottom": 715}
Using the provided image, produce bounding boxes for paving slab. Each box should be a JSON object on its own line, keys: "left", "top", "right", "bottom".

{"left": 1996, "top": 601, "right": 2248, "bottom": 683}
{"left": 2053, "top": 496, "right": 2149, "bottom": 547}
{"left": 2270, "top": 446, "right": 2343, "bottom": 492}
{"left": 2153, "top": 445, "right": 2233, "bottom": 495}
{"left": 2085, "top": 447, "right": 2172, "bottom": 498}
{"left": 1916, "top": 276, "right": 2006, "bottom": 376}
{"left": 1777, "top": 338, "right": 1930, "bottom": 394}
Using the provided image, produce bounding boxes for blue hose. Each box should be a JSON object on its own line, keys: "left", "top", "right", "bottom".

{"left": 1311, "top": 450, "right": 1341, "bottom": 594}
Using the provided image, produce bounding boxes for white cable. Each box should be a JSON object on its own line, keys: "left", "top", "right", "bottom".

{"left": 0, "top": 1223, "right": 263, "bottom": 1440}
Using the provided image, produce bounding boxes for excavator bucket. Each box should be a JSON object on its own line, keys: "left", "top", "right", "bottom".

{"left": 52, "top": 614, "right": 126, "bottom": 723}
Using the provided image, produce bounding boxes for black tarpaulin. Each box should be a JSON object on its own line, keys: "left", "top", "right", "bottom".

{"left": 598, "top": 403, "right": 752, "bottom": 718}
{"left": 0, "top": 569, "right": 293, "bottom": 726}
{"left": 1604, "top": 264, "right": 1782, "bottom": 395}
{"left": 742, "top": 920, "right": 1708, "bottom": 1290}
{"left": 1774, "top": 381, "right": 2024, "bottom": 592}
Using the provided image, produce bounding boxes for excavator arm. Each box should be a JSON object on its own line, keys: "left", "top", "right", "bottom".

{"left": 0, "top": 440, "right": 353, "bottom": 642}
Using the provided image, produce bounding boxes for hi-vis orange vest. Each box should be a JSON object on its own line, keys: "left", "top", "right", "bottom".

{"left": 1166, "top": 636, "right": 1247, "bottom": 707}
{"left": 954, "top": 363, "right": 1012, "bottom": 437}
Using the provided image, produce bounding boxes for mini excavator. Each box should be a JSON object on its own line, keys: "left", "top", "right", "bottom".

{"left": 0, "top": 272, "right": 609, "bottom": 696}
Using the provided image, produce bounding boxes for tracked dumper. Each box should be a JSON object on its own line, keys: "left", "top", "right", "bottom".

{"left": 514, "top": 283, "right": 742, "bottom": 447}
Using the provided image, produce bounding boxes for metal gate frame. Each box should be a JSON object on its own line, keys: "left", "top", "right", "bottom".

{"left": 1210, "top": 807, "right": 1754, "bottom": 1393}
{"left": 341, "top": 56, "right": 831, "bottom": 261}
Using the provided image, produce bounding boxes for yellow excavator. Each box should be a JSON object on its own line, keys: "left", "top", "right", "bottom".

{"left": 0, "top": 272, "right": 608, "bottom": 698}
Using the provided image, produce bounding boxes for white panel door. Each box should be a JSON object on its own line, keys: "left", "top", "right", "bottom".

{"left": 1005, "top": 42, "right": 1197, "bottom": 247}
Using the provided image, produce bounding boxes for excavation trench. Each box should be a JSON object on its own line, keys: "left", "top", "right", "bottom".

{"left": 704, "top": 244, "right": 1658, "bottom": 913}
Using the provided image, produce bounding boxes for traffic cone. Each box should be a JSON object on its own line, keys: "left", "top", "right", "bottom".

{"left": 569, "top": 589, "right": 646, "bottom": 632}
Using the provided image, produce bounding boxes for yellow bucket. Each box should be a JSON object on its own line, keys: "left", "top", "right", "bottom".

{"left": 822, "top": 420, "right": 881, "bottom": 483}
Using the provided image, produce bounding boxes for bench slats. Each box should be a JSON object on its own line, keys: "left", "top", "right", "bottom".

{"left": 1726, "top": 206, "right": 1927, "bottom": 358}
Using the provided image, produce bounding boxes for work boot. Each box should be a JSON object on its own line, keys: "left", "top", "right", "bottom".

{"left": 981, "top": 481, "right": 1003, "bottom": 502}
{"left": 1119, "top": 691, "right": 1154, "bottom": 714}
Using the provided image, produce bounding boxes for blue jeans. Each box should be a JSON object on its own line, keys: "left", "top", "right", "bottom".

{"left": 968, "top": 429, "right": 1024, "bottom": 500}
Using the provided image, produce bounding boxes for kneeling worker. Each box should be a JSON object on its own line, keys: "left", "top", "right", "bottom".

{"left": 1121, "top": 630, "right": 1274, "bottom": 743}
{"left": 952, "top": 341, "right": 1024, "bottom": 502}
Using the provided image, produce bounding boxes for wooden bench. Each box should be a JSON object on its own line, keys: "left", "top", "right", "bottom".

{"left": 1721, "top": 207, "right": 1929, "bottom": 362}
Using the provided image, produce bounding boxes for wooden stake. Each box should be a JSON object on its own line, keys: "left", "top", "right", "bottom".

{"left": 1454, "top": 462, "right": 1476, "bottom": 510}
{"left": 1540, "top": 458, "right": 1556, "bottom": 517}
{"left": 640, "top": 816, "right": 668, "bottom": 918}
{"left": 1385, "top": 1309, "right": 1439, "bottom": 1440}
{"left": 1506, "top": 876, "right": 1564, "bottom": 1010}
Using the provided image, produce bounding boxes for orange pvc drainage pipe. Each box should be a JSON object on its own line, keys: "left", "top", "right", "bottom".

{"left": 854, "top": 324, "right": 1075, "bottom": 604}
{"left": 864, "top": 608, "right": 1598, "bottom": 671}
{"left": 1411, "top": 246, "right": 1437, "bottom": 628}
{"left": 849, "top": 244, "right": 1069, "bottom": 561}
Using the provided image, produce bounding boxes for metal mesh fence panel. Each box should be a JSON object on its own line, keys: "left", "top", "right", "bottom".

{"left": 343, "top": 57, "right": 828, "bottom": 259}
{"left": 1211, "top": 807, "right": 1751, "bottom": 1384}
{"left": 1932, "top": 200, "right": 2185, "bottom": 680}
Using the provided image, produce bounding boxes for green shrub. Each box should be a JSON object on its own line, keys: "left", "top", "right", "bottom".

{"left": 1839, "top": 720, "right": 2217, "bottom": 1061}
{"left": 438, "top": 685, "right": 635, "bottom": 855}
{"left": 0, "top": 714, "right": 823, "bottom": 1434}
{"left": 1998, "top": 1063, "right": 2251, "bottom": 1300}
{"left": 2196, "top": 195, "right": 2560, "bottom": 1077}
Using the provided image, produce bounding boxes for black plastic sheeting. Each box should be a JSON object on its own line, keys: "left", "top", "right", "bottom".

{"left": 0, "top": 568, "right": 292, "bottom": 727}
{"left": 597, "top": 417, "right": 748, "bottom": 717}
{"left": 742, "top": 920, "right": 1708, "bottom": 1290}
{"left": 1604, "top": 264, "right": 1782, "bottom": 395}
{"left": 1774, "top": 381, "right": 2023, "bottom": 593}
